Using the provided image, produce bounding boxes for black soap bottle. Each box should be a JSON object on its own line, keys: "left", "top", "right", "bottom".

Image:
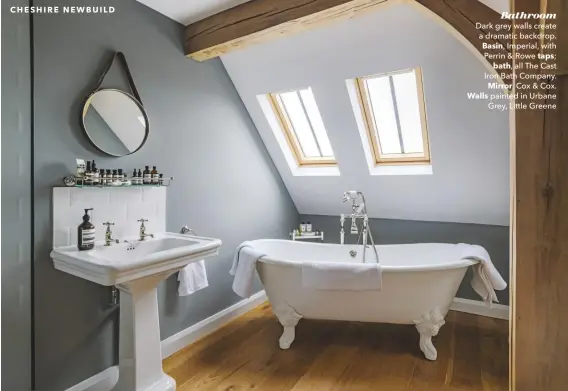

{"left": 78, "top": 208, "right": 95, "bottom": 251}
{"left": 143, "top": 166, "right": 151, "bottom": 185}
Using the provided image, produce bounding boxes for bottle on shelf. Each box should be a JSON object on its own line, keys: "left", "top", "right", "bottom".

{"left": 151, "top": 166, "right": 159, "bottom": 185}
{"left": 117, "top": 169, "right": 123, "bottom": 183}
{"left": 84, "top": 161, "right": 93, "bottom": 185}
{"left": 300, "top": 222, "right": 306, "bottom": 234}
{"left": 131, "top": 169, "right": 139, "bottom": 185}
{"left": 106, "top": 169, "right": 111, "bottom": 185}
{"left": 306, "top": 221, "right": 312, "bottom": 233}
{"left": 143, "top": 166, "right": 151, "bottom": 185}
{"left": 100, "top": 168, "right": 106, "bottom": 185}
{"left": 112, "top": 169, "right": 118, "bottom": 183}
{"left": 92, "top": 160, "right": 99, "bottom": 185}
{"left": 158, "top": 173, "right": 164, "bottom": 186}
{"left": 137, "top": 169, "right": 143, "bottom": 185}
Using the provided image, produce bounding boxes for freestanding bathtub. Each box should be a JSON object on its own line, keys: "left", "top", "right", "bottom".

{"left": 251, "top": 239, "right": 478, "bottom": 360}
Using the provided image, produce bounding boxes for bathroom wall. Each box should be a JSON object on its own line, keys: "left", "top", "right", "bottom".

{"left": 1, "top": 1, "right": 33, "bottom": 389}
{"left": 301, "top": 215, "right": 510, "bottom": 305}
{"left": 32, "top": 0, "right": 298, "bottom": 389}
{"left": 222, "top": 2, "right": 510, "bottom": 226}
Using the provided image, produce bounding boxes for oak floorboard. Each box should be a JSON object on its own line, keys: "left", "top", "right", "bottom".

{"left": 164, "top": 303, "right": 508, "bottom": 391}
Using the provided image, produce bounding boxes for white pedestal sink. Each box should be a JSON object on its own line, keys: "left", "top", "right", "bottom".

{"left": 51, "top": 233, "right": 222, "bottom": 391}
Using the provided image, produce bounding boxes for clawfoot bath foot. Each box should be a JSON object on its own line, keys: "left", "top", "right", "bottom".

{"left": 271, "top": 302, "right": 303, "bottom": 350}
{"left": 414, "top": 308, "right": 446, "bottom": 361}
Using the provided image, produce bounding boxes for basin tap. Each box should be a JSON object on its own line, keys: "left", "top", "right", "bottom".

{"left": 103, "top": 222, "right": 119, "bottom": 246}
{"left": 137, "top": 218, "right": 154, "bottom": 241}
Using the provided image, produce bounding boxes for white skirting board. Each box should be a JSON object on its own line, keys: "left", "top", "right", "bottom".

{"left": 161, "top": 290, "right": 268, "bottom": 358}
{"left": 450, "top": 297, "right": 510, "bottom": 320}
{"left": 65, "top": 290, "right": 268, "bottom": 391}
{"left": 66, "top": 294, "right": 506, "bottom": 391}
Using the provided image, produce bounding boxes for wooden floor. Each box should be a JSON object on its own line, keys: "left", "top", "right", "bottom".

{"left": 164, "top": 302, "right": 508, "bottom": 391}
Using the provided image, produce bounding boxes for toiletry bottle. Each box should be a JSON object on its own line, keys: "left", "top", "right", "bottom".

{"left": 112, "top": 170, "right": 118, "bottom": 183}
{"left": 158, "top": 173, "right": 164, "bottom": 186}
{"left": 78, "top": 208, "right": 95, "bottom": 251}
{"left": 307, "top": 221, "right": 312, "bottom": 233}
{"left": 300, "top": 222, "right": 306, "bottom": 234}
{"left": 151, "top": 166, "right": 158, "bottom": 184}
{"left": 137, "top": 169, "right": 143, "bottom": 185}
{"left": 92, "top": 160, "right": 99, "bottom": 186}
{"left": 117, "top": 169, "right": 123, "bottom": 183}
{"left": 100, "top": 168, "right": 106, "bottom": 185}
{"left": 132, "top": 169, "right": 138, "bottom": 185}
{"left": 106, "top": 169, "right": 111, "bottom": 184}
{"left": 143, "top": 166, "right": 151, "bottom": 185}
{"left": 84, "top": 161, "right": 93, "bottom": 185}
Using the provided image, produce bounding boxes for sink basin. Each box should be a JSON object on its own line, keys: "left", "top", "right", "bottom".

{"left": 51, "top": 231, "right": 222, "bottom": 391}
{"left": 51, "top": 232, "right": 221, "bottom": 285}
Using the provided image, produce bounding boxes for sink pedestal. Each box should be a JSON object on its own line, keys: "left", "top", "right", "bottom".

{"left": 114, "top": 272, "right": 176, "bottom": 391}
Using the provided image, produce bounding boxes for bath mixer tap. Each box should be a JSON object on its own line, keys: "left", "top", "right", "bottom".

{"left": 103, "top": 222, "right": 119, "bottom": 246}
{"left": 137, "top": 218, "right": 154, "bottom": 241}
{"left": 341, "top": 191, "right": 379, "bottom": 264}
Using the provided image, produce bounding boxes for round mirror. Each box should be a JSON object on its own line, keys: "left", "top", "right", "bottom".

{"left": 81, "top": 89, "right": 149, "bottom": 157}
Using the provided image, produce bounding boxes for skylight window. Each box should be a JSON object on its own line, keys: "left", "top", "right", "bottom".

{"left": 355, "top": 68, "right": 430, "bottom": 165}
{"left": 267, "top": 88, "right": 336, "bottom": 166}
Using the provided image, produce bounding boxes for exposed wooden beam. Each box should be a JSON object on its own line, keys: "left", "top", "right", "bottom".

{"left": 184, "top": 0, "right": 511, "bottom": 75}
{"left": 511, "top": 0, "right": 568, "bottom": 389}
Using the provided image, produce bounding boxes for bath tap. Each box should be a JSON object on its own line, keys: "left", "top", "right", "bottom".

{"left": 340, "top": 191, "right": 379, "bottom": 264}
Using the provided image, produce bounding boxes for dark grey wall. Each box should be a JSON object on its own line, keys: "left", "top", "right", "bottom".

{"left": 33, "top": 1, "right": 298, "bottom": 389}
{"left": 1, "top": 2, "right": 32, "bottom": 390}
{"left": 301, "top": 215, "right": 509, "bottom": 305}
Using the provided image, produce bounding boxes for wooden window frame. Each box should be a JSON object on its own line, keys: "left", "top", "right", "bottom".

{"left": 267, "top": 91, "right": 337, "bottom": 167}
{"left": 354, "top": 67, "right": 431, "bottom": 166}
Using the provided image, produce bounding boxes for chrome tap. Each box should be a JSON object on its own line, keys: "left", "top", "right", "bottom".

{"left": 341, "top": 191, "right": 379, "bottom": 264}
{"left": 137, "top": 218, "right": 154, "bottom": 241}
{"left": 103, "top": 221, "right": 119, "bottom": 246}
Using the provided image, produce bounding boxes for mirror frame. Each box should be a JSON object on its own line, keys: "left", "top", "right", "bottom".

{"left": 80, "top": 88, "right": 150, "bottom": 157}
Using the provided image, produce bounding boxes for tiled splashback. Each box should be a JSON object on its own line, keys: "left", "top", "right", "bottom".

{"left": 53, "top": 187, "right": 166, "bottom": 247}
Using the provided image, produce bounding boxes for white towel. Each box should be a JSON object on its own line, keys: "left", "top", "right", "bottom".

{"left": 301, "top": 261, "right": 382, "bottom": 291}
{"left": 230, "top": 242, "right": 266, "bottom": 298}
{"left": 457, "top": 243, "right": 507, "bottom": 307}
{"left": 178, "top": 260, "right": 208, "bottom": 296}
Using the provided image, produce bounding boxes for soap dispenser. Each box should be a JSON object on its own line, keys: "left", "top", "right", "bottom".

{"left": 78, "top": 208, "right": 95, "bottom": 251}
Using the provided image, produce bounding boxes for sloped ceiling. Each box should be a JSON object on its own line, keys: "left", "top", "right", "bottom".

{"left": 137, "top": 0, "right": 508, "bottom": 25}
{"left": 221, "top": 3, "right": 510, "bottom": 226}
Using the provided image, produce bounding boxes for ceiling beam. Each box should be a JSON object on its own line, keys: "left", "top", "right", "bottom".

{"left": 184, "top": 0, "right": 511, "bottom": 73}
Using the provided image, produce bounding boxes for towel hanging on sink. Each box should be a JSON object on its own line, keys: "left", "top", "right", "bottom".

{"left": 178, "top": 226, "right": 208, "bottom": 296}
{"left": 178, "top": 260, "right": 208, "bottom": 296}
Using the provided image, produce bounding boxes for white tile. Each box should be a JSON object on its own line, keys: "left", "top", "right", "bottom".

{"left": 53, "top": 187, "right": 166, "bottom": 247}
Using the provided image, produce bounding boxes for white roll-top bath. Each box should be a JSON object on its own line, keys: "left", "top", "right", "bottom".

{"left": 231, "top": 239, "right": 506, "bottom": 360}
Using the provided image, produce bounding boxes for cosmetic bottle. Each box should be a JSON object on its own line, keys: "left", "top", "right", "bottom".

{"left": 100, "top": 169, "right": 106, "bottom": 185}
{"left": 137, "top": 169, "right": 143, "bottom": 185}
{"left": 84, "top": 161, "right": 93, "bottom": 185}
{"left": 158, "top": 173, "right": 164, "bottom": 186}
{"left": 117, "top": 169, "right": 123, "bottom": 183}
{"left": 131, "top": 169, "right": 138, "bottom": 185}
{"left": 77, "top": 208, "right": 95, "bottom": 251}
{"left": 106, "top": 169, "right": 111, "bottom": 184}
{"left": 92, "top": 160, "right": 100, "bottom": 185}
{"left": 111, "top": 169, "right": 117, "bottom": 183}
{"left": 300, "top": 222, "right": 306, "bottom": 234}
{"left": 306, "top": 221, "right": 312, "bottom": 233}
{"left": 151, "top": 166, "right": 159, "bottom": 184}
{"left": 143, "top": 166, "right": 151, "bottom": 185}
